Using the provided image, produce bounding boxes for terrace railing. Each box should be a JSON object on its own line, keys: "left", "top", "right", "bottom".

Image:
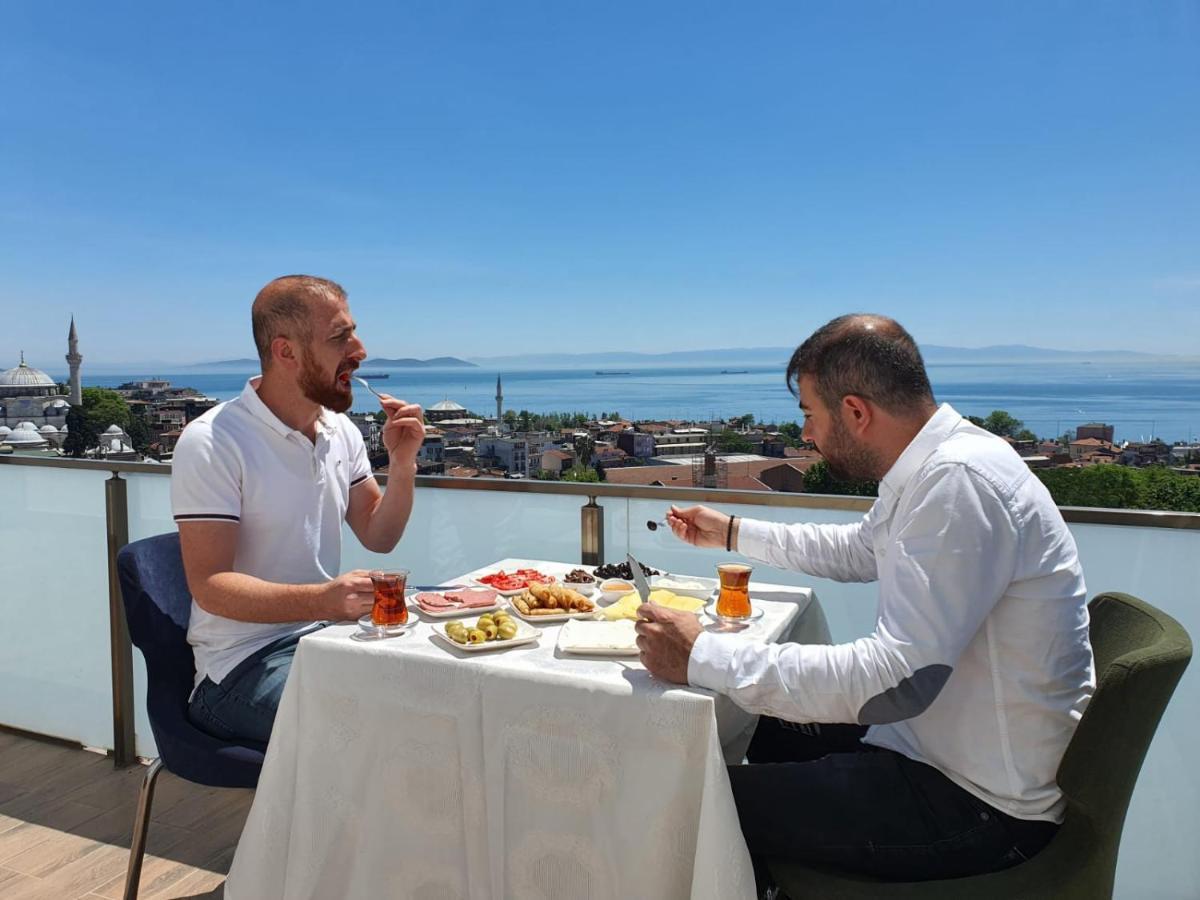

{"left": 1, "top": 455, "right": 1197, "bottom": 896}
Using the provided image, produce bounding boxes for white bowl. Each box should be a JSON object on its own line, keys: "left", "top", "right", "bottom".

{"left": 649, "top": 575, "right": 718, "bottom": 600}
{"left": 561, "top": 574, "right": 598, "bottom": 596}
{"left": 597, "top": 579, "right": 637, "bottom": 604}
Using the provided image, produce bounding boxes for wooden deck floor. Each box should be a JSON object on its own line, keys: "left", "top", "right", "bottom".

{"left": 0, "top": 727, "right": 252, "bottom": 899}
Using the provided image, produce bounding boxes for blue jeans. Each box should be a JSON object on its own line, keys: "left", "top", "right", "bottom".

{"left": 188, "top": 625, "right": 326, "bottom": 745}
{"left": 731, "top": 719, "right": 1058, "bottom": 886}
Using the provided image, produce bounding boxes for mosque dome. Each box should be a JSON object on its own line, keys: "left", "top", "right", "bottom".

{"left": 5, "top": 422, "right": 48, "bottom": 447}
{"left": 430, "top": 399, "right": 466, "bottom": 412}
{"left": 0, "top": 360, "right": 55, "bottom": 388}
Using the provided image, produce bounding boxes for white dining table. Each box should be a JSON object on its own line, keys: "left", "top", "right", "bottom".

{"left": 224, "top": 559, "right": 829, "bottom": 900}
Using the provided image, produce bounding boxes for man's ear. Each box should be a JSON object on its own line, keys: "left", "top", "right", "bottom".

{"left": 841, "top": 394, "right": 873, "bottom": 436}
{"left": 271, "top": 336, "right": 299, "bottom": 371}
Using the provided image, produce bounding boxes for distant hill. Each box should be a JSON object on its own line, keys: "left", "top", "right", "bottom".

{"left": 920, "top": 344, "right": 1161, "bottom": 363}
{"left": 187, "top": 358, "right": 261, "bottom": 368}
{"left": 468, "top": 344, "right": 1173, "bottom": 368}
{"left": 364, "top": 356, "right": 477, "bottom": 368}
{"left": 190, "top": 356, "right": 476, "bottom": 369}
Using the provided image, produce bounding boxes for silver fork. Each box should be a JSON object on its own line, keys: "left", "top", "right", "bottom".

{"left": 353, "top": 375, "right": 385, "bottom": 401}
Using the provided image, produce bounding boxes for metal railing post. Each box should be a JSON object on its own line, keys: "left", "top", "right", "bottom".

{"left": 581, "top": 496, "right": 604, "bottom": 566}
{"left": 105, "top": 472, "right": 136, "bottom": 767}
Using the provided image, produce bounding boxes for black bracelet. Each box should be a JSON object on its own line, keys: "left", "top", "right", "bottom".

{"left": 726, "top": 515, "right": 736, "bottom": 552}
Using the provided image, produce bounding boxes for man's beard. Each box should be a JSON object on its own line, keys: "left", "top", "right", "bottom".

{"left": 819, "top": 416, "right": 882, "bottom": 483}
{"left": 298, "top": 351, "right": 354, "bottom": 413}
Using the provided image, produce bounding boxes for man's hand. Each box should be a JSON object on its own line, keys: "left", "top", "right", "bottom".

{"left": 634, "top": 603, "right": 704, "bottom": 684}
{"left": 322, "top": 569, "right": 375, "bottom": 621}
{"left": 666, "top": 504, "right": 734, "bottom": 550}
{"left": 376, "top": 393, "right": 425, "bottom": 467}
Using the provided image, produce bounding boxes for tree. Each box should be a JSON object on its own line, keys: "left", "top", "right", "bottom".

{"left": 715, "top": 430, "right": 753, "bottom": 453}
{"left": 1016, "top": 429, "right": 1038, "bottom": 443}
{"left": 801, "top": 460, "right": 879, "bottom": 497}
{"left": 126, "top": 413, "right": 152, "bottom": 455}
{"left": 967, "top": 415, "right": 986, "bottom": 428}
{"left": 981, "top": 410, "right": 1025, "bottom": 438}
{"left": 502, "top": 410, "right": 517, "bottom": 428}
{"left": 62, "top": 404, "right": 99, "bottom": 458}
{"left": 1133, "top": 465, "right": 1200, "bottom": 513}
{"left": 562, "top": 463, "right": 600, "bottom": 483}
{"left": 1035, "top": 466, "right": 1140, "bottom": 510}
{"left": 517, "top": 409, "right": 532, "bottom": 432}
{"left": 778, "top": 421, "right": 804, "bottom": 445}
{"left": 81, "top": 387, "right": 131, "bottom": 433}
{"left": 574, "top": 434, "right": 595, "bottom": 467}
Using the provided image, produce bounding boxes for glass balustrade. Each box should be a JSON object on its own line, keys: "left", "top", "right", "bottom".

{"left": 1, "top": 460, "right": 1196, "bottom": 895}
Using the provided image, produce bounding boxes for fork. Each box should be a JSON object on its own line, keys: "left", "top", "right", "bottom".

{"left": 353, "top": 375, "right": 385, "bottom": 401}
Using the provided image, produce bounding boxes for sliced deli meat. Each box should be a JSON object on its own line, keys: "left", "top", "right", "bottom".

{"left": 414, "top": 591, "right": 458, "bottom": 610}
{"left": 445, "top": 587, "right": 499, "bottom": 608}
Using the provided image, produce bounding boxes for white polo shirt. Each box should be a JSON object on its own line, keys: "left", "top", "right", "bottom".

{"left": 171, "top": 377, "right": 373, "bottom": 690}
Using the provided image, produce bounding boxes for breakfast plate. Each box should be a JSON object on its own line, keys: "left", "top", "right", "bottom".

{"left": 472, "top": 569, "right": 557, "bottom": 597}
{"left": 431, "top": 618, "right": 540, "bottom": 653}
{"left": 409, "top": 587, "right": 502, "bottom": 618}
{"left": 506, "top": 602, "right": 599, "bottom": 624}
{"left": 556, "top": 619, "right": 639, "bottom": 656}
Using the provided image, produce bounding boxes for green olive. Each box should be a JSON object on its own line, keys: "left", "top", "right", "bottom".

{"left": 482, "top": 624, "right": 499, "bottom": 640}
{"left": 498, "top": 621, "right": 518, "bottom": 640}
{"left": 467, "top": 629, "right": 487, "bottom": 644}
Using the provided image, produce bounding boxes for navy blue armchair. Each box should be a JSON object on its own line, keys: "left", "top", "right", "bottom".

{"left": 117, "top": 533, "right": 265, "bottom": 900}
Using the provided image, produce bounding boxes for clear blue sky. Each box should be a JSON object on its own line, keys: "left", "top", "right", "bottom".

{"left": 2, "top": 2, "right": 1198, "bottom": 366}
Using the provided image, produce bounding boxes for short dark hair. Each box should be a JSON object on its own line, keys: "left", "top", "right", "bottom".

{"left": 251, "top": 275, "right": 347, "bottom": 368}
{"left": 786, "top": 314, "right": 934, "bottom": 415}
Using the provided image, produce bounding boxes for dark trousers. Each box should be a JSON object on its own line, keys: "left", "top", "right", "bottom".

{"left": 729, "top": 719, "right": 1058, "bottom": 886}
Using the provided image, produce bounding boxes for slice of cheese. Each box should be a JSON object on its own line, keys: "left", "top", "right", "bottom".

{"left": 600, "top": 590, "right": 704, "bottom": 620}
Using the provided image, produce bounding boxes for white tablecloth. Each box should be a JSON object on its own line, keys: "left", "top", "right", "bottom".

{"left": 225, "top": 559, "right": 827, "bottom": 900}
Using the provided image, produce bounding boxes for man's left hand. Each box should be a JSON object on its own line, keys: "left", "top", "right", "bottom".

{"left": 635, "top": 603, "right": 703, "bottom": 684}
{"left": 377, "top": 394, "right": 425, "bottom": 465}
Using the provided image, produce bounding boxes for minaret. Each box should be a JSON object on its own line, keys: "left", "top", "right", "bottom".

{"left": 495, "top": 375, "right": 504, "bottom": 432}
{"left": 66, "top": 316, "right": 83, "bottom": 406}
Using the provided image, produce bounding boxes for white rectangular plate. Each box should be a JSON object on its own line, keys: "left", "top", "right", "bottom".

{"left": 408, "top": 590, "right": 502, "bottom": 619}
{"left": 556, "top": 619, "right": 640, "bottom": 656}
{"left": 431, "top": 619, "right": 540, "bottom": 653}
{"left": 506, "top": 601, "right": 599, "bottom": 623}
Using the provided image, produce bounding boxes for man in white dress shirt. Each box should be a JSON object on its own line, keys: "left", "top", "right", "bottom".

{"left": 636, "top": 314, "right": 1094, "bottom": 885}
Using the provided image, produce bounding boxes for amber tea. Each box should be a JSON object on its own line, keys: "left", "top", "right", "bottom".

{"left": 716, "top": 563, "right": 753, "bottom": 619}
{"left": 370, "top": 569, "right": 409, "bottom": 626}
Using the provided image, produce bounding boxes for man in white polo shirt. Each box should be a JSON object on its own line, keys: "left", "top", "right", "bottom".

{"left": 171, "top": 275, "right": 425, "bottom": 745}
{"left": 636, "top": 314, "right": 1094, "bottom": 886}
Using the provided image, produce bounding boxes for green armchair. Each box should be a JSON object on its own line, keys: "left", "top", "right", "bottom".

{"left": 768, "top": 592, "right": 1193, "bottom": 899}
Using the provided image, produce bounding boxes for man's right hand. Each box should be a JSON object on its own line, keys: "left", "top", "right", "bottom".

{"left": 666, "top": 504, "right": 734, "bottom": 549}
{"left": 322, "top": 569, "right": 375, "bottom": 621}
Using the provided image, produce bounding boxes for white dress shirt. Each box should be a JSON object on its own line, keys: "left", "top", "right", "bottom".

{"left": 688, "top": 404, "right": 1094, "bottom": 821}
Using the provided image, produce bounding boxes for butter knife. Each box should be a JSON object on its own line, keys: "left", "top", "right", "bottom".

{"left": 626, "top": 553, "right": 652, "bottom": 605}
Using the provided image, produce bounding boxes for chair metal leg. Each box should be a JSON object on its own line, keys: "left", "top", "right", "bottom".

{"left": 123, "top": 758, "right": 164, "bottom": 900}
